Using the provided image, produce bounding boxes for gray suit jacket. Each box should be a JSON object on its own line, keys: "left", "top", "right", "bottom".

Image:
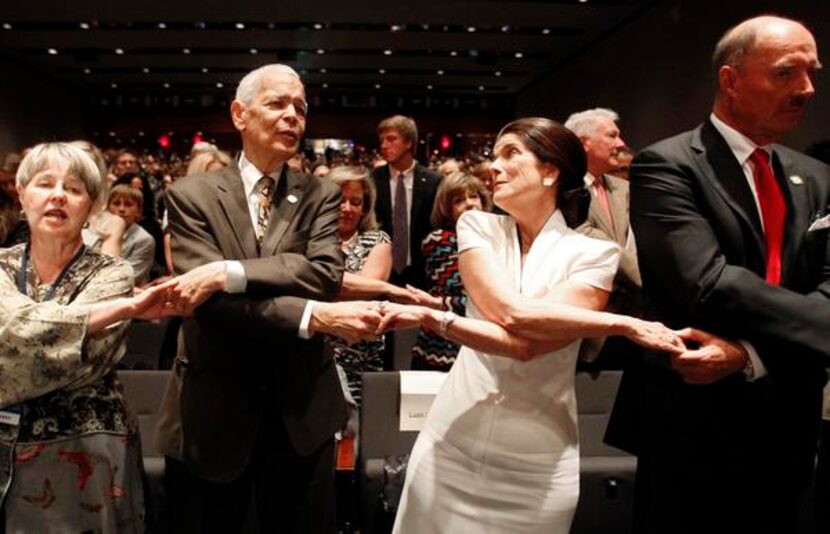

{"left": 154, "top": 164, "right": 347, "bottom": 483}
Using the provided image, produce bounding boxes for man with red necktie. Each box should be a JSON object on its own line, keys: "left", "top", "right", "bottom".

{"left": 605, "top": 15, "right": 830, "bottom": 534}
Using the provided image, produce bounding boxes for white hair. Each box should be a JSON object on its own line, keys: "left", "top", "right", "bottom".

{"left": 235, "top": 64, "right": 302, "bottom": 105}
{"left": 564, "top": 108, "right": 620, "bottom": 138}
{"left": 17, "top": 142, "right": 104, "bottom": 204}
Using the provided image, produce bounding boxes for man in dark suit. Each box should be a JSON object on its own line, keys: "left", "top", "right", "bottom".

{"left": 155, "top": 64, "right": 381, "bottom": 533}
{"left": 605, "top": 16, "right": 830, "bottom": 533}
{"left": 371, "top": 115, "right": 441, "bottom": 291}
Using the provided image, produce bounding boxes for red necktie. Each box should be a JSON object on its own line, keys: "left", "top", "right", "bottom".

{"left": 748, "top": 149, "right": 786, "bottom": 285}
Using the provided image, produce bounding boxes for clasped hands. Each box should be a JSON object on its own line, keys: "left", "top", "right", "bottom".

{"left": 309, "top": 300, "right": 430, "bottom": 345}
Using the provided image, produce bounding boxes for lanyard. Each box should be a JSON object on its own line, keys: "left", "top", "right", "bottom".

{"left": 17, "top": 243, "right": 86, "bottom": 302}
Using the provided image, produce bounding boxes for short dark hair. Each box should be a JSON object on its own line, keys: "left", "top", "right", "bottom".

{"left": 496, "top": 117, "right": 589, "bottom": 228}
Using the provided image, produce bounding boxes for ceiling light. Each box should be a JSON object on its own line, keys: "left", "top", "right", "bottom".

{"left": 390, "top": 25, "right": 403, "bottom": 32}
{"left": 47, "top": 48, "right": 58, "bottom": 55}
{"left": 379, "top": 68, "right": 386, "bottom": 74}
{"left": 79, "top": 22, "right": 90, "bottom": 30}
{"left": 320, "top": 68, "right": 327, "bottom": 73}
{"left": 316, "top": 49, "right": 326, "bottom": 55}
{"left": 542, "top": 28, "right": 551, "bottom": 35}
{"left": 514, "top": 52, "right": 524, "bottom": 58}
{"left": 83, "top": 68, "right": 91, "bottom": 74}
{"left": 138, "top": 131, "right": 145, "bottom": 136}
{"left": 374, "top": 83, "right": 381, "bottom": 89}
{"left": 142, "top": 67, "right": 150, "bottom": 73}
{"left": 2, "top": 23, "right": 12, "bottom": 30}
{"left": 163, "top": 82, "right": 170, "bottom": 88}
{"left": 450, "top": 51, "right": 458, "bottom": 57}
{"left": 322, "top": 83, "right": 329, "bottom": 88}
{"left": 109, "top": 131, "right": 116, "bottom": 137}
{"left": 421, "top": 24, "right": 430, "bottom": 30}
{"left": 467, "top": 26, "right": 476, "bottom": 33}
{"left": 216, "top": 82, "right": 224, "bottom": 88}
{"left": 249, "top": 48, "right": 258, "bottom": 54}
{"left": 157, "top": 22, "right": 167, "bottom": 29}
{"left": 313, "top": 23, "right": 323, "bottom": 30}
{"left": 201, "top": 67, "right": 209, "bottom": 73}
{"left": 111, "top": 83, "right": 118, "bottom": 88}
{"left": 427, "top": 84, "right": 433, "bottom": 90}
{"left": 115, "top": 48, "right": 124, "bottom": 55}
{"left": 478, "top": 85, "right": 485, "bottom": 91}
{"left": 579, "top": 0, "right": 589, "bottom": 2}
{"left": 494, "top": 71, "right": 502, "bottom": 77}
{"left": 183, "top": 48, "right": 191, "bottom": 54}
{"left": 235, "top": 22, "right": 245, "bottom": 30}
{"left": 437, "top": 70, "right": 444, "bottom": 75}
{"left": 501, "top": 25, "right": 511, "bottom": 33}
{"left": 383, "top": 49, "right": 392, "bottom": 56}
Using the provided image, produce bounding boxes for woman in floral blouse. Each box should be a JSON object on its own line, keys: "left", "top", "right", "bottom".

{"left": 0, "top": 143, "right": 180, "bottom": 533}
{"left": 410, "top": 172, "right": 492, "bottom": 371}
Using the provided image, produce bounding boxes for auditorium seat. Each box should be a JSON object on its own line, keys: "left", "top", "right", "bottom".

{"left": 572, "top": 370, "right": 636, "bottom": 534}
{"left": 117, "top": 369, "right": 170, "bottom": 529}
{"left": 359, "top": 371, "right": 419, "bottom": 534}
{"left": 120, "top": 318, "right": 169, "bottom": 370}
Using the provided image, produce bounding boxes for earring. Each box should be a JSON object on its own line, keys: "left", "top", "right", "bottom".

{"left": 542, "top": 176, "right": 556, "bottom": 187}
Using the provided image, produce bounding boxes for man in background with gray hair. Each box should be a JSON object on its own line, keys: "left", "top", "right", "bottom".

{"left": 566, "top": 108, "right": 641, "bottom": 366}
{"left": 155, "top": 63, "right": 381, "bottom": 533}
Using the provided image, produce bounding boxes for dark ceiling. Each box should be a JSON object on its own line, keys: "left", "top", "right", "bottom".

{"left": 0, "top": 0, "right": 659, "bottom": 106}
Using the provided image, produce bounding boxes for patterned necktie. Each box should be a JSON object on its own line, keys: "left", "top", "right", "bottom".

{"left": 254, "top": 175, "right": 275, "bottom": 245}
{"left": 392, "top": 173, "right": 409, "bottom": 274}
{"left": 593, "top": 177, "right": 615, "bottom": 234}
{"left": 749, "top": 149, "right": 786, "bottom": 285}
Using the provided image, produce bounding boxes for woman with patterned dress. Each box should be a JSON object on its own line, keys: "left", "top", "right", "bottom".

{"left": 0, "top": 143, "right": 180, "bottom": 533}
{"left": 325, "top": 166, "right": 415, "bottom": 408}
{"left": 410, "top": 172, "right": 491, "bottom": 372}
{"left": 379, "top": 119, "right": 684, "bottom": 533}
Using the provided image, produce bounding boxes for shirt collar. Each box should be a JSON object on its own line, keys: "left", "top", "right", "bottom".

{"left": 238, "top": 153, "right": 284, "bottom": 198}
{"left": 389, "top": 160, "right": 417, "bottom": 180}
{"left": 709, "top": 112, "right": 772, "bottom": 164}
{"left": 583, "top": 172, "right": 600, "bottom": 187}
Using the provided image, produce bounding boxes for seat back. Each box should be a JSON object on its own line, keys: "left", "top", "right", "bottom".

{"left": 117, "top": 369, "right": 171, "bottom": 457}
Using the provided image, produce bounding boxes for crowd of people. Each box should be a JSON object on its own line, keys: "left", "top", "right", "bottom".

{"left": 0, "top": 13, "right": 828, "bottom": 534}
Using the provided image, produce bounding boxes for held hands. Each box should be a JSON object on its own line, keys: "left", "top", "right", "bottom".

{"left": 670, "top": 328, "right": 749, "bottom": 385}
{"left": 309, "top": 301, "right": 385, "bottom": 345}
{"left": 622, "top": 317, "right": 686, "bottom": 354}
{"left": 166, "top": 261, "right": 228, "bottom": 316}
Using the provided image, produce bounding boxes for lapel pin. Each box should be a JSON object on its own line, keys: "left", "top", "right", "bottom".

{"left": 287, "top": 194, "right": 298, "bottom": 204}
{"left": 789, "top": 175, "right": 803, "bottom": 185}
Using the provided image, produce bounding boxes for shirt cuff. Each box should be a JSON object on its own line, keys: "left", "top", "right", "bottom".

{"left": 298, "top": 300, "right": 316, "bottom": 339}
{"left": 224, "top": 261, "right": 246, "bottom": 293}
{"left": 739, "top": 340, "right": 767, "bottom": 381}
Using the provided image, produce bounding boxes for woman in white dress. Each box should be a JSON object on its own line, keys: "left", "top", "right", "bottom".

{"left": 381, "top": 118, "right": 685, "bottom": 533}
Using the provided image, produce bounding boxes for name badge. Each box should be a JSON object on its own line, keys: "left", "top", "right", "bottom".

{"left": 0, "top": 410, "right": 21, "bottom": 426}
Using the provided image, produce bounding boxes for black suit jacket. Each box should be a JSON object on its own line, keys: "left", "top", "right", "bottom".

{"left": 372, "top": 163, "right": 441, "bottom": 289}
{"left": 162, "top": 165, "right": 348, "bottom": 483}
{"left": 606, "top": 120, "right": 830, "bottom": 485}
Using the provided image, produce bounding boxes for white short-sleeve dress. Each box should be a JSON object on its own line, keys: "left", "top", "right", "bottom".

{"left": 392, "top": 210, "right": 619, "bottom": 534}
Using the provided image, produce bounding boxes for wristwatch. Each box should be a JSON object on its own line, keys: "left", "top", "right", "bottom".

{"left": 439, "top": 310, "right": 457, "bottom": 335}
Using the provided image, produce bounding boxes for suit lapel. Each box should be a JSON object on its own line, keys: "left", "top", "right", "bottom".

{"left": 261, "top": 168, "right": 304, "bottom": 256}
{"left": 410, "top": 164, "right": 427, "bottom": 229}
{"left": 772, "top": 148, "right": 810, "bottom": 285}
{"left": 605, "top": 175, "right": 629, "bottom": 243}
{"left": 216, "top": 166, "right": 259, "bottom": 258}
{"left": 693, "top": 122, "right": 766, "bottom": 255}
